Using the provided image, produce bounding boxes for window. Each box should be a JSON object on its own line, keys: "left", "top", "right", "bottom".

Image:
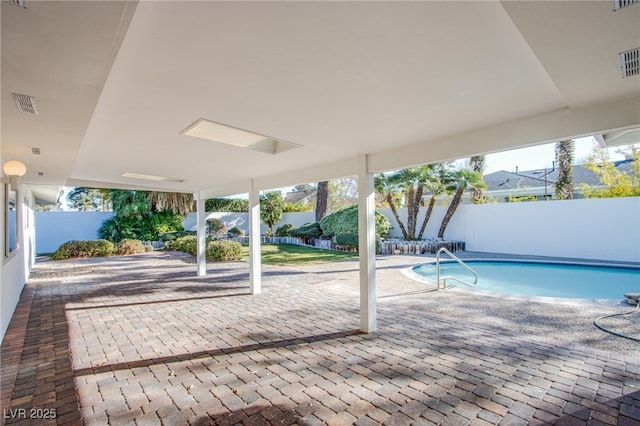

{"left": 4, "top": 181, "right": 18, "bottom": 258}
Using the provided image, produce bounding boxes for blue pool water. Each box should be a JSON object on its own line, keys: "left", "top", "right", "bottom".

{"left": 411, "top": 261, "right": 640, "bottom": 300}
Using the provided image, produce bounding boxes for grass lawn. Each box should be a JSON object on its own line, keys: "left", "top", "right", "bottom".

{"left": 242, "top": 243, "right": 357, "bottom": 265}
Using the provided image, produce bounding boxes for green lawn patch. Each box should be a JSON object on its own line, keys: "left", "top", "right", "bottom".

{"left": 242, "top": 243, "right": 357, "bottom": 265}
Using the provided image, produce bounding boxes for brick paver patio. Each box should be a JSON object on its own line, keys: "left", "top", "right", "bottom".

{"left": 1, "top": 252, "right": 639, "bottom": 425}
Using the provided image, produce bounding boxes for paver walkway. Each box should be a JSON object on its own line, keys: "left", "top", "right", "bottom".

{"left": 1, "top": 252, "right": 639, "bottom": 425}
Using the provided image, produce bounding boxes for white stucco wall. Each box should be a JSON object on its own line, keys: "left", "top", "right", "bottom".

{"left": 1, "top": 184, "right": 35, "bottom": 341}
{"left": 381, "top": 197, "right": 640, "bottom": 262}
{"left": 35, "top": 211, "right": 114, "bottom": 254}
{"left": 34, "top": 198, "right": 640, "bottom": 263}
{"left": 462, "top": 197, "right": 640, "bottom": 262}
{"left": 183, "top": 211, "right": 316, "bottom": 235}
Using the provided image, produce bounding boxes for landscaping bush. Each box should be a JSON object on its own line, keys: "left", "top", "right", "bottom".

{"left": 320, "top": 205, "right": 391, "bottom": 240}
{"left": 334, "top": 233, "right": 380, "bottom": 252}
{"left": 289, "top": 222, "right": 323, "bottom": 239}
{"left": 52, "top": 239, "right": 115, "bottom": 260}
{"left": 160, "top": 231, "right": 195, "bottom": 244}
{"left": 168, "top": 235, "right": 198, "bottom": 255}
{"left": 115, "top": 239, "right": 145, "bottom": 255}
{"left": 206, "top": 240, "right": 243, "bottom": 262}
{"left": 206, "top": 218, "right": 227, "bottom": 238}
{"left": 227, "top": 227, "right": 245, "bottom": 237}
{"left": 275, "top": 224, "right": 296, "bottom": 237}
{"left": 335, "top": 233, "right": 359, "bottom": 248}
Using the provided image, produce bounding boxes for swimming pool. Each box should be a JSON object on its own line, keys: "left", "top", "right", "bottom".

{"left": 411, "top": 260, "right": 640, "bottom": 301}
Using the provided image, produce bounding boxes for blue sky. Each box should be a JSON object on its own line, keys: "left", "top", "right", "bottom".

{"left": 466, "top": 136, "right": 624, "bottom": 174}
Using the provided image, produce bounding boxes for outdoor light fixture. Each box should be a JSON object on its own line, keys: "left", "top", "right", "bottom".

{"left": 3, "top": 160, "right": 27, "bottom": 178}
{"left": 180, "top": 118, "right": 301, "bottom": 155}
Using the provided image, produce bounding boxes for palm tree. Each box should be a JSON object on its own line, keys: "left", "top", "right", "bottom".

{"left": 374, "top": 173, "right": 408, "bottom": 239}
{"left": 147, "top": 192, "right": 195, "bottom": 216}
{"left": 417, "top": 170, "right": 445, "bottom": 240}
{"left": 469, "top": 155, "right": 486, "bottom": 204}
{"left": 437, "top": 169, "right": 486, "bottom": 239}
{"left": 260, "top": 191, "right": 286, "bottom": 236}
{"left": 554, "top": 140, "right": 574, "bottom": 200}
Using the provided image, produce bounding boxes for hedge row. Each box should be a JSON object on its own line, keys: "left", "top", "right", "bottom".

{"left": 273, "top": 205, "right": 391, "bottom": 249}
{"left": 52, "top": 238, "right": 150, "bottom": 260}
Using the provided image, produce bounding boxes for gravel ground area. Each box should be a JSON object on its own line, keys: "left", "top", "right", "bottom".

{"left": 30, "top": 250, "right": 639, "bottom": 357}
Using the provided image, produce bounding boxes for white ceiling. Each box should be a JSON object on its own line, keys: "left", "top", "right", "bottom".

{"left": 2, "top": 1, "right": 639, "bottom": 198}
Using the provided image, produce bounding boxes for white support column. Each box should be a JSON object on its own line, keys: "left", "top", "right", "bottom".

{"left": 249, "top": 181, "right": 261, "bottom": 294}
{"left": 196, "top": 192, "right": 206, "bottom": 276}
{"left": 357, "top": 155, "right": 376, "bottom": 333}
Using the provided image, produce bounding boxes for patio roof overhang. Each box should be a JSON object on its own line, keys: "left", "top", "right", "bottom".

{"left": 2, "top": 1, "right": 639, "bottom": 196}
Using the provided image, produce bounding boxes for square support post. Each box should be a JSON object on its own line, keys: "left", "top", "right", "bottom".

{"left": 358, "top": 155, "right": 376, "bottom": 333}
{"left": 196, "top": 192, "right": 206, "bottom": 276}
{"left": 249, "top": 181, "right": 261, "bottom": 294}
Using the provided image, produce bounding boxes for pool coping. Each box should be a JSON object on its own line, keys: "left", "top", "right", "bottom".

{"left": 402, "top": 257, "right": 640, "bottom": 307}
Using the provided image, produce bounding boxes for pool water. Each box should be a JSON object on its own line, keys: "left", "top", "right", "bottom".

{"left": 411, "top": 261, "right": 640, "bottom": 300}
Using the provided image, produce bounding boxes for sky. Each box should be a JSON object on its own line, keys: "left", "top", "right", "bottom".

{"left": 463, "top": 136, "right": 627, "bottom": 175}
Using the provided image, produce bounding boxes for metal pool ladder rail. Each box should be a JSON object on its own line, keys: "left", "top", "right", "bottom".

{"left": 435, "top": 247, "right": 478, "bottom": 290}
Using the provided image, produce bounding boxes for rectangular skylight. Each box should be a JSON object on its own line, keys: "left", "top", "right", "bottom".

{"left": 180, "top": 118, "right": 301, "bottom": 155}
{"left": 121, "top": 172, "right": 184, "bottom": 183}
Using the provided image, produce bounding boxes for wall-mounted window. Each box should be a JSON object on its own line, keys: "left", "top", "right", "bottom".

{"left": 4, "top": 181, "right": 18, "bottom": 258}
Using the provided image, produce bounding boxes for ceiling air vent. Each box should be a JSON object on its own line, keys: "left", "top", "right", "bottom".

{"left": 29, "top": 147, "right": 41, "bottom": 155}
{"left": 613, "top": 0, "right": 638, "bottom": 10}
{"left": 12, "top": 93, "right": 38, "bottom": 114}
{"left": 4, "top": 0, "right": 26, "bottom": 8}
{"left": 620, "top": 48, "right": 640, "bottom": 78}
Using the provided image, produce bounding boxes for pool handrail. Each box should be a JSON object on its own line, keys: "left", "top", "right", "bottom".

{"left": 436, "top": 247, "right": 478, "bottom": 290}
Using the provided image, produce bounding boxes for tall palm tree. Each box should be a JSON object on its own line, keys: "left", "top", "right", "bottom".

{"left": 554, "top": 140, "right": 574, "bottom": 200}
{"left": 374, "top": 173, "right": 408, "bottom": 239}
{"left": 417, "top": 170, "right": 445, "bottom": 240}
{"left": 437, "top": 169, "right": 486, "bottom": 239}
{"left": 469, "top": 155, "right": 486, "bottom": 204}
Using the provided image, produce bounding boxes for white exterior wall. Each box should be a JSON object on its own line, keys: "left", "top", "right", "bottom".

{"left": 34, "top": 198, "right": 640, "bottom": 263}
{"left": 1, "top": 184, "right": 35, "bottom": 341}
{"left": 35, "top": 211, "right": 114, "bottom": 254}
{"left": 462, "top": 197, "right": 640, "bottom": 263}
{"left": 382, "top": 197, "right": 639, "bottom": 262}
{"left": 183, "top": 211, "right": 316, "bottom": 235}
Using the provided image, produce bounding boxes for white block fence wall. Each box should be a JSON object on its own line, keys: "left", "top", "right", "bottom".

{"left": 35, "top": 197, "right": 639, "bottom": 262}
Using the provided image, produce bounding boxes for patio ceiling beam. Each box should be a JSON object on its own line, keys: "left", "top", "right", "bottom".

{"left": 367, "top": 96, "right": 640, "bottom": 174}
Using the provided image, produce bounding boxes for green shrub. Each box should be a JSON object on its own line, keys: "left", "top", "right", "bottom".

{"left": 168, "top": 235, "right": 198, "bottom": 255}
{"left": 334, "top": 233, "right": 380, "bottom": 252}
{"left": 115, "top": 239, "right": 145, "bottom": 255}
{"left": 52, "top": 239, "right": 115, "bottom": 260}
{"left": 290, "top": 222, "right": 323, "bottom": 239}
{"left": 335, "top": 233, "right": 359, "bottom": 248}
{"left": 206, "top": 218, "right": 227, "bottom": 238}
{"left": 206, "top": 240, "right": 242, "bottom": 262}
{"left": 320, "top": 205, "right": 390, "bottom": 240}
{"left": 275, "top": 224, "right": 296, "bottom": 237}
{"left": 227, "top": 227, "right": 245, "bottom": 237}
{"left": 160, "top": 230, "right": 196, "bottom": 243}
